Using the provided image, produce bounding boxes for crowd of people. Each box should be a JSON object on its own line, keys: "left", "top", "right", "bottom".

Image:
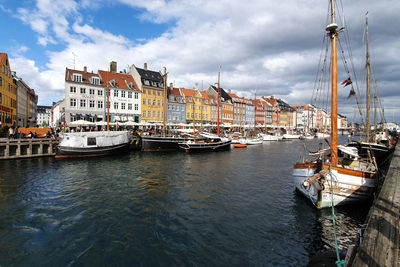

{"left": 6, "top": 126, "right": 61, "bottom": 139}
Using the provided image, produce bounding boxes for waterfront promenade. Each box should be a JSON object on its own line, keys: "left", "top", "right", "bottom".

{"left": 0, "top": 138, "right": 58, "bottom": 159}
{"left": 350, "top": 145, "right": 399, "bottom": 266}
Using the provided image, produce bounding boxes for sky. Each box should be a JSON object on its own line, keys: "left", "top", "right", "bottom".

{"left": 1, "top": 0, "right": 399, "bottom": 123}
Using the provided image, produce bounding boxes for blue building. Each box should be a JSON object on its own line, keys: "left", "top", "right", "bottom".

{"left": 167, "top": 86, "right": 186, "bottom": 124}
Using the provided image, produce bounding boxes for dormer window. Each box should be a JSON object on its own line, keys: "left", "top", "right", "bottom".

{"left": 72, "top": 74, "right": 82, "bottom": 83}
{"left": 188, "top": 97, "right": 192, "bottom": 102}
{"left": 90, "top": 77, "right": 100, "bottom": 85}
{"left": 205, "top": 100, "right": 208, "bottom": 104}
{"left": 144, "top": 80, "right": 150, "bottom": 86}
{"left": 127, "top": 82, "right": 133, "bottom": 89}
{"left": 109, "top": 79, "right": 116, "bottom": 87}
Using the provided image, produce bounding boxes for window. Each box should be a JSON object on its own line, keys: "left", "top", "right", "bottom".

{"left": 121, "top": 91, "right": 126, "bottom": 98}
{"left": 176, "top": 105, "right": 179, "bottom": 112}
{"left": 98, "top": 90, "right": 103, "bottom": 96}
{"left": 114, "top": 102, "right": 118, "bottom": 109}
{"left": 114, "top": 90, "right": 118, "bottom": 97}
{"left": 143, "top": 98, "right": 146, "bottom": 105}
{"left": 158, "top": 91, "right": 161, "bottom": 96}
{"left": 80, "top": 99, "right": 86, "bottom": 107}
{"left": 148, "top": 99, "right": 151, "bottom": 105}
{"left": 158, "top": 111, "right": 160, "bottom": 118}
{"left": 157, "top": 100, "right": 160, "bottom": 106}
{"left": 72, "top": 74, "right": 82, "bottom": 82}
{"left": 143, "top": 110, "right": 146, "bottom": 117}
{"left": 91, "top": 77, "right": 100, "bottom": 85}
{"left": 134, "top": 104, "right": 138, "bottom": 110}
{"left": 148, "top": 111, "right": 151, "bottom": 117}
{"left": 70, "top": 86, "right": 76, "bottom": 93}
{"left": 128, "top": 92, "right": 132, "bottom": 98}
{"left": 134, "top": 92, "right": 138, "bottom": 99}
{"left": 143, "top": 88, "right": 146, "bottom": 94}
{"left": 152, "top": 100, "right": 156, "bottom": 106}
{"left": 80, "top": 87, "right": 86, "bottom": 94}
{"left": 121, "top": 103, "right": 126, "bottom": 110}
{"left": 128, "top": 104, "right": 132, "bottom": 110}
{"left": 98, "top": 101, "right": 103, "bottom": 109}
{"left": 89, "top": 89, "right": 95, "bottom": 95}
{"left": 87, "top": 137, "right": 96, "bottom": 146}
{"left": 153, "top": 111, "right": 156, "bottom": 118}
{"left": 89, "top": 100, "right": 95, "bottom": 108}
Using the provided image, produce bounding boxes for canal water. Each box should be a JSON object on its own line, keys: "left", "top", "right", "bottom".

{"left": 0, "top": 137, "right": 369, "bottom": 266}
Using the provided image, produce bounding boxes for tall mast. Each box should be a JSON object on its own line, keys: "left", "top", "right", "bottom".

{"left": 162, "top": 67, "right": 168, "bottom": 137}
{"left": 328, "top": 0, "right": 338, "bottom": 165}
{"left": 193, "top": 91, "right": 196, "bottom": 141}
{"left": 217, "top": 66, "right": 221, "bottom": 137}
{"left": 254, "top": 91, "right": 257, "bottom": 133}
{"left": 365, "top": 14, "right": 371, "bottom": 142}
{"left": 106, "top": 72, "right": 110, "bottom": 131}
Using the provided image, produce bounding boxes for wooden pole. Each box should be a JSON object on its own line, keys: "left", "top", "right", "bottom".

{"left": 365, "top": 15, "right": 371, "bottom": 143}
{"left": 330, "top": 0, "right": 338, "bottom": 165}
{"left": 106, "top": 72, "right": 110, "bottom": 131}
{"left": 217, "top": 66, "right": 221, "bottom": 137}
{"left": 163, "top": 67, "right": 168, "bottom": 137}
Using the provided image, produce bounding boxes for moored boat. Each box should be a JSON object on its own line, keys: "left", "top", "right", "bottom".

{"left": 56, "top": 131, "right": 130, "bottom": 158}
{"left": 179, "top": 134, "right": 231, "bottom": 152}
{"left": 292, "top": 0, "right": 379, "bottom": 209}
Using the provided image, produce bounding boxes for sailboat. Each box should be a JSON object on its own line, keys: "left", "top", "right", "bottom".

{"left": 346, "top": 14, "right": 393, "bottom": 168}
{"left": 178, "top": 69, "right": 231, "bottom": 152}
{"left": 293, "top": 0, "right": 378, "bottom": 208}
{"left": 56, "top": 70, "right": 130, "bottom": 158}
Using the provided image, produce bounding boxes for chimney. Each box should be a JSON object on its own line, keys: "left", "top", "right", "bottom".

{"left": 83, "top": 66, "right": 87, "bottom": 72}
{"left": 110, "top": 61, "right": 117, "bottom": 73}
{"left": 169, "top": 83, "right": 173, "bottom": 88}
{"left": 144, "top": 63, "right": 147, "bottom": 70}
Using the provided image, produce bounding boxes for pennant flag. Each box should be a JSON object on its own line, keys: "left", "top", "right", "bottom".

{"left": 347, "top": 86, "right": 356, "bottom": 99}
{"left": 341, "top": 77, "right": 352, "bottom": 87}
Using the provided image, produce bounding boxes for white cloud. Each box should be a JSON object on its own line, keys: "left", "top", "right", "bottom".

{"left": 6, "top": 0, "right": 400, "bottom": 122}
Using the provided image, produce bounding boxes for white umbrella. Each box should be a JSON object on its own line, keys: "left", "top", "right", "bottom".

{"left": 70, "top": 119, "right": 95, "bottom": 126}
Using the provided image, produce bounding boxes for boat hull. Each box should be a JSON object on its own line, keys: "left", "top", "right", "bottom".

{"left": 56, "top": 143, "right": 130, "bottom": 158}
{"left": 293, "top": 163, "right": 377, "bottom": 208}
{"left": 179, "top": 140, "right": 232, "bottom": 152}
{"left": 141, "top": 136, "right": 197, "bottom": 152}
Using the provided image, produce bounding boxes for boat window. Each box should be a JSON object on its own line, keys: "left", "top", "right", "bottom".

{"left": 87, "top": 137, "right": 96, "bottom": 146}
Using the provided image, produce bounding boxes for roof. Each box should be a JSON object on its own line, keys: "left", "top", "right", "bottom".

{"left": 210, "top": 85, "right": 232, "bottom": 102}
{"left": 65, "top": 68, "right": 104, "bottom": 86}
{"left": 98, "top": 70, "right": 140, "bottom": 91}
{"left": 135, "top": 67, "right": 162, "bottom": 83}
{"left": 168, "top": 87, "right": 185, "bottom": 103}
{"left": 0, "top": 53, "right": 7, "bottom": 65}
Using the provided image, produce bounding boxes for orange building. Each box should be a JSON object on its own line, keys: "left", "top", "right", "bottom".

{"left": 0, "top": 53, "right": 17, "bottom": 127}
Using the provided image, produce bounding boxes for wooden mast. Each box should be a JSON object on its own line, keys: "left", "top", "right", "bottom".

{"left": 329, "top": 0, "right": 338, "bottom": 165}
{"left": 365, "top": 14, "right": 372, "bottom": 143}
{"left": 162, "top": 67, "right": 168, "bottom": 138}
{"left": 217, "top": 66, "right": 221, "bottom": 137}
{"left": 193, "top": 89, "right": 196, "bottom": 141}
{"left": 106, "top": 72, "right": 110, "bottom": 131}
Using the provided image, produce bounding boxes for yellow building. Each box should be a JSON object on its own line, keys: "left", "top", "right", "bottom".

{"left": 180, "top": 88, "right": 210, "bottom": 123}
{"left": 130, "top": 63, "right": 165, "bottom": 123}
{"left": 0, "top": 53, "right": 17, "bottom": 127}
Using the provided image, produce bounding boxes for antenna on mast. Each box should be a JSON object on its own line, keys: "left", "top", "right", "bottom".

{"left": 72, "top": 52, "right": 76, "bottom": 70}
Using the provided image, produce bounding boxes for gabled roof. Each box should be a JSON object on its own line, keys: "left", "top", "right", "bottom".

{"left": 0, "top": 53, "right": 7, "bottom": 65}
{"left": 136, "top": 67, "right": 162, "bottom": 82}
{"left": 168, "top": 87, "right": 185, "bottom": 103}
{"left": 210, "top": 85, "right": 232, "bottom": 102}
{"left": 65, "top": 68, "right": 104, "bottom": 86}
{"left": 98, "top": 70, "right": 140, "bottom": 91}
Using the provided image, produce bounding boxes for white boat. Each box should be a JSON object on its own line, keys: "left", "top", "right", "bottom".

{"left": 56, "top": 131, "right": 130, "bottom": 158}
{"left": 261, "top": 133, "right": 283, "bottom": 141}
{"left": 316, "top": 132, "right": 330, "bottom": 138}
{"left": 292, "top": 0, "right": 378, "bottom": 209}
{"left": 244, "top": 137, "right": 263, "bottom": 145}
{"left": 282, "top": 133, "right": 301, "bottom": 139}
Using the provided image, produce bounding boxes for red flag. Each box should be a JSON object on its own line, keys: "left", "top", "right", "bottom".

{"left": 341, "top": 77, "right": 352, "bottom": 87}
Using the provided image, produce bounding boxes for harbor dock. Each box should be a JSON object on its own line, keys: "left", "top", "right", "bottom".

{"left": 0, "top": 138, "right": 59, "bottom": 159}
{"left": 349, "top": 146, "right": 399, "bottom": 266}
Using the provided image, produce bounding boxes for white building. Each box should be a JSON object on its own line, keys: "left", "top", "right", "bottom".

{"left": 98, "top": 62, "right": 141, "bottom": 123}
{"left": 64, "top": 66, "right": 106, "bottom": 125}
{"left": 51, "top": 99, "right": 65, "bottom": 127}
{"left": 36, "top": 105, "right": 51, "bottom": 127}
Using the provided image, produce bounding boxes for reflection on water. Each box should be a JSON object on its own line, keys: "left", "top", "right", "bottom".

{"left": 0, "top": 137, "right": 368, "bottom": 266}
